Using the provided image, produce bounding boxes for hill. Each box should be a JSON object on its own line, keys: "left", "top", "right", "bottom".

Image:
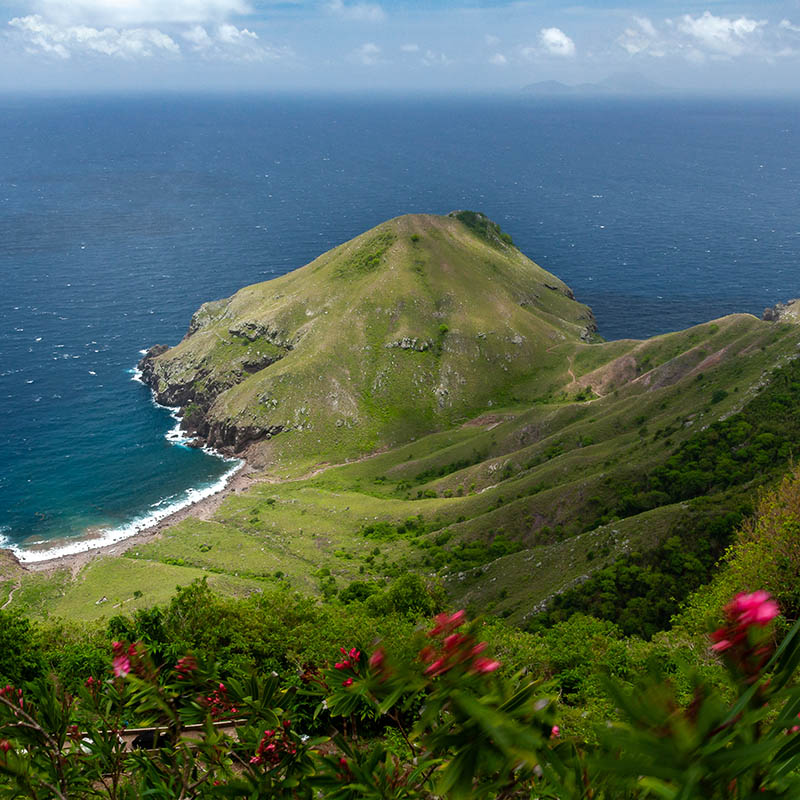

{"left": 139, "top": 212, "right": 597, "bottom": 472}
{"left": 6, "top": 212, "right": 800, "bottom": 632}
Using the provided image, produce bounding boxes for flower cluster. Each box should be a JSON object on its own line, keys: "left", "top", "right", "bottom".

{"left": 0, "top": 684, "right": 24, "bottom": 712}
{"left": 174, "top": 655, "right": 198, "bottom": 680}
{"left": 710, "top": 591, "right": 780, "bottom": 680}
{"left": 199, "top": 682, "right": 239, "bottom": 719}
{"left": 420, "top": 611, "right": 500, "bottom": 678}
{"left": 334, "top": 647, "right": 361, "bottom": 688}
{"left": 111, "top": 641, "right": 137, "bottom": 678}
{"left": 250, "top": 719, "right": 296, "bottom": 767}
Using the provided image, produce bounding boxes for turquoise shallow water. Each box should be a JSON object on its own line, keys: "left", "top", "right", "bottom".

{"left": 2, "top": 94, "right": 800, "bottom": 558}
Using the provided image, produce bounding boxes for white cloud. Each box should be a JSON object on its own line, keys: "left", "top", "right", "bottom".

{"left": 327, "top": 0, "right": 385, "bottom": 23}
{"left": 218, "top": 22, "right": 257, "bottom": 43}
{"left": 400, "top": 43, "right": 418, "bottom": 53}
{"left": 539, "top": 27, "right": 575, "bottom": 57}
{"left": 9, "top": 14, "right": 179, "bottom": 58}
{"left": 618, "top": 16, "right": 665, "bottom": 57}
{"left": 488, "top": 52, "right": 506, "bottom": 66}
{"left": 779, "top": 19, "right": 800, "bottom": 34}
{"left": 420, "top": 49, "right": 450, "bottom": 67}
{"left": 30, "top": 0, "right": 250, "bottom": 26}
{"left": 678, "top": 11, "right": 765, "bottom": 57}
{"left": 635, "top": 16, "right": 657, "bottom": 39}
{"left": 350, "top": 41, "right": 381, "bottom": 65}
{"left": 180, "top": 22, "right": 274, "bottom": 60}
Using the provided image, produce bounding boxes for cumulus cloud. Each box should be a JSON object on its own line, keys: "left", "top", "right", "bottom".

{"left": 180, "top": 22, "right": 277, "bottom": 60}
{"left": 7, "top": 0, "right": 287, "bottom": 62}
{"left": 617, "top": 16, "right": 665, "bottom": 57}
{"left": 539, "top": 27, "right": 575, "bottom": 57}
{"left": 327, "top": 0, "right": 385, "bottom": 23}
{"left": 29, "top": 0, "right": 250, "bottom": 26}
{"left": 678, "top": 11, "right": 765, "bottom": 57}
{"left": 488, "top": 52, "right": 506, "bottom": 66}
{"left": 616, "top": 12, "right": 779, "bottom": 61}
{"left": 350, "top": 41, "right": 381, "bottom": 65}
{"left": 9, "top": 14, "right": 179, "bottom": 58}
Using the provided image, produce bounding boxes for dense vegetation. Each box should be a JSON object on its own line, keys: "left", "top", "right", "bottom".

{"left": 5, "top": 463, "right": 800, "bottom": 797}
{"left": 5, "top": 213, "right": 800, "bottom": 796}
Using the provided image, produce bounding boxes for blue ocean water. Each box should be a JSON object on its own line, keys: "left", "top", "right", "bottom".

{"left": 2, "top": 94, "right": 800, "bottom": 558}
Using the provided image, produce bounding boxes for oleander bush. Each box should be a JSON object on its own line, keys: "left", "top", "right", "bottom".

{"left": 3, "top": 591, "right": 800, "bottom": 799}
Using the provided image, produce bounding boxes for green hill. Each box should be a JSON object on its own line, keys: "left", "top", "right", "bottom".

{"left": 9, "top": 212, "right": 800, "bottom": 630}
{"left": 139, "top": 212, "right": 597, "bottom": 471}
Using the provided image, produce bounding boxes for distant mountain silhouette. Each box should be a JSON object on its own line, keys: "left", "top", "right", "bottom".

{"left": 522, "top": 72, "right": 668, "bottom": 96}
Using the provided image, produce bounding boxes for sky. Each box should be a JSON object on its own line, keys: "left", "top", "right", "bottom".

{"left": 3, "top": 0, "right": 800, "bottom": 92}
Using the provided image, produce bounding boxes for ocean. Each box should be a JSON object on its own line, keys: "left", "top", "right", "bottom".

{"left": 2, "top": 93, "right": 800, "bottom": 559}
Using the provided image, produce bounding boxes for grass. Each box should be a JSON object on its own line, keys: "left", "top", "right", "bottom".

{"left": 8, "top": 213, "right": 800, "bottom": 626}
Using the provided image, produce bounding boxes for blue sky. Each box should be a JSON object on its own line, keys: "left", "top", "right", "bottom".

{"left": 3, "top": 0, "right": 800, "bottom": 92}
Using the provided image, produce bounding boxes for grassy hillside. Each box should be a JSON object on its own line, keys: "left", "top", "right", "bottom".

{"left": 7, "top": 213, "right": 800, "bottom": 629}
{"left": 140, "top": 212, "right": 597, "bottom": 472}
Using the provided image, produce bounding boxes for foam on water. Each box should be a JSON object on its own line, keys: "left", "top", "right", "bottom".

{"left": 10, "top": 458, "right": 242, "bottom": 563}
{"left": 5, "top": 361, "right": 240, "bottom": 564}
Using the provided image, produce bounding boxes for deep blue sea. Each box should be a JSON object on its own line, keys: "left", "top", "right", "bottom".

{"left": 2, "top": 94, "right": 800, "bottom": 559}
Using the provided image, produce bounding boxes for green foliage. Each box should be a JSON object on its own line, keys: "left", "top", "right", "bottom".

{"left": 335, "top": 231, "right": 396, "bottom": 278}
{"left": 0, "top": 610, "right": 43, "bottom": 686}
{"left": 365, "top": 573, "right": 444, "bottom": 618}
{"left": 4, "top": 602, "right": 800, "bottom": 799}
{"left": 450, "top": 210, "right": 514, "bottom": 248}
{"left": 534, "top": 511, "right": 743, "bottom": 638}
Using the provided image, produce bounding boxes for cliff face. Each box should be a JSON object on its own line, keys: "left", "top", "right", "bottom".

{"left": 139, "top": 213, "right": 597, "bottom": 461}
{"left": 763, "top": 299, "right": 800, "bottom": 324}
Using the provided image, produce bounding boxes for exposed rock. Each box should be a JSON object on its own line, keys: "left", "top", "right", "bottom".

{"left": 763, "top": 299, "right": 800, "bottom": 324}
{"left": 385, "top": 337, "right": 433, "bottom": 351}
{"left": 229, "top": 321, "right": 294, "bottom": 349}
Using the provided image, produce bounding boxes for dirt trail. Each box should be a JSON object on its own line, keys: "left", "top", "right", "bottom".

{"left": 1, "top": 581, "right": 20, "bottom": 610}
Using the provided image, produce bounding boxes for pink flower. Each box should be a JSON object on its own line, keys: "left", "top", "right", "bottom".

{"left": 112, "top": 655, "right": 131, "bottom": 678}
{"left": 444, "top": 633, "right": 465, "bottom": 650}
{"left": 111, "top": 641, "right": 132, "bottom": 677}
{"left": 424, "top": 658, "right": 446, "bottom": 676}
{"left": 349, "top": 648, "right": 361, "bottom": 661}
{"left": 342, "top": 678, "right": 354, "bottom": 687}
{"left": 729, "top": 591, "right": 779, "bottom": 626}
{"left": 710, "top": 633, "right": 732, "bottom": 652}
{"left": 471, "top": 657, "right": 501, "bottom": 674}
{"left": 551, "top": 725, "right": 560, "bottom": 739}
{"left": 369, "top": 648, "right": 385, "bottom": 669}
{"left": 334, "top": 661, "right": 350, "bottom": 670}
{"left": 428, "top": 610, "right": 467, "bottom": 637}
{"left": 0, "top": 740, "right": 10, "bottom": 753}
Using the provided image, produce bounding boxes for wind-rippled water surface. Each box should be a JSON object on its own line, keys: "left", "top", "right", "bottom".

{"left": 2, "top": 93, "right": 800, "bottom": 555}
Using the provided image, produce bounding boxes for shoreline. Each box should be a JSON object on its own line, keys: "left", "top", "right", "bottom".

{"left": 9, "top": 460, "right": 259, "bottom": 577}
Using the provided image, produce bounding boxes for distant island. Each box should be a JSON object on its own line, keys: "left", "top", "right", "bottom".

{"left": 522, "top": 71, "right": 668, "bottom": 96}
